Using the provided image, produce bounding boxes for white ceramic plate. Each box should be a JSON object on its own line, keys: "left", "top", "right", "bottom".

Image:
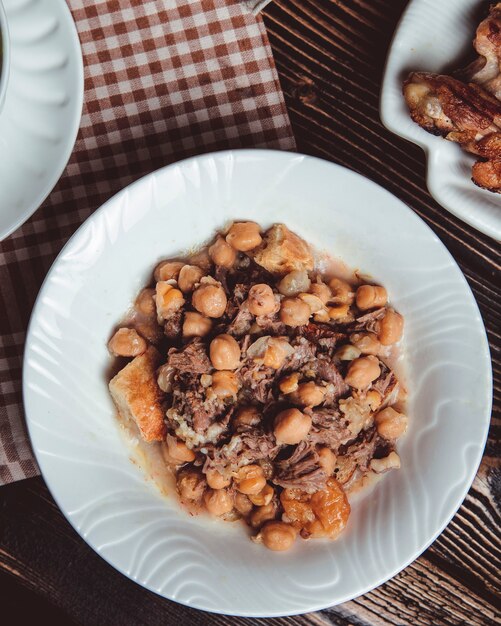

{"left": 23, "top": 150, "right": 492, "bottom": 617}
{"left": 0, "top": 0, "right": 10, "bottom": 114}
{"left": 0, "top": 0, "right": 83, "bottom": 240}
{"left": 380, "top": 0, "right": 501, "bottom": 241}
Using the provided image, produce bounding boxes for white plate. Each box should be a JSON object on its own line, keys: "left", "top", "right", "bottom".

{"left": 0, "top": 0, "right": 10, "bottom": 114}
{"left": 380, "top": 0, "right": 501, "bottom": 241}
{"left": 0, "top": 0, "right": 83, "bottom": 240}
{"left": 23, "top": 150, "right": 492, "bottom": 617}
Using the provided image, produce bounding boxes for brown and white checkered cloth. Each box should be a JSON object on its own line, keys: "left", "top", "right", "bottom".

{"left": 0, "top": 0, "right": 295, "bottom": 485}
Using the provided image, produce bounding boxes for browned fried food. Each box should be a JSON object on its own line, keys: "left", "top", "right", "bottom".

{"left": 403, "top": 4, "right": 501, "bottom": 193}
{"left": 403, "top": 71, "right": 501, "bottom": 192}
{"left": 472, "top": 158, "right": 501, "bottom": 191}
{"left": 457, "top": 2, "right": 501, "bottom": 99}
{"left": 403, "top": 72, "right": 501, "bottom": 148}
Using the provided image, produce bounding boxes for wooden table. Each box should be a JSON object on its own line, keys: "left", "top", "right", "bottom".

{"left": 1, "top": 1, "right": 499, "bottom": 624}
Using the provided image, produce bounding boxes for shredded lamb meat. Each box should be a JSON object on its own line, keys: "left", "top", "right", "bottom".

{"left": 108, "top": 221, "right": 406, "bottom": 552}
{"left": 167, "top": 339, "right": 211, "bottom": 374}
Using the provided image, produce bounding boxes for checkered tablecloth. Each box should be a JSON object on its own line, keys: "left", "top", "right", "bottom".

{"left": 0, "top": 0, "right": 294, "bottom": 485}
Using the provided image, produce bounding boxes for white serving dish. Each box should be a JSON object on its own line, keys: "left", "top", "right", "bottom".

{"left": 381, "top": 0, "right": 501, "bottom": 241}
{"left": 23, "top": 149, "right": 492, "bottom": 616}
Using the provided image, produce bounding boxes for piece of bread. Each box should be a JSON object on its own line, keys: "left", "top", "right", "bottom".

{"left": 109, "top": 346, "right": 166, "bottom": 442}
{"left": 252, "top": 224, "right": 314, "bottom": 275}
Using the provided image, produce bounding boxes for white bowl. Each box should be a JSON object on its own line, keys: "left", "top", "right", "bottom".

{"left": 0, "top": 0, "right": 83, "bottom": 240}
{"left": 380, "top": 0, "right": 501, "bottom": 241}
{"left": 23, "top": 150, "right": 492, "bottom": 616}
{"left": 0, "top": 0, "right": 10, "bottom": 114}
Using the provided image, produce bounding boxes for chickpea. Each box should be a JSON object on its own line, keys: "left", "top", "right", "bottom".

{"left": 313, "top": 309, "right": 330, "bottom": 323}
{"left": 189, "top": 248, "right": 212, "bottom": 272}
{"left": 249, "top": 501, "right": 278, "bottom": 528}
{"left": 345, "top": 356, "right": 381, "bottom": 389}
{"left": 356, "top": 284, "right": 387, "bottom": 310}
{"left": 135, "top": 288, "right": 156, "bottom": 317}
{"left": 108, "top": 328, "right": 147, "bottom": 357}
{"left": 178, "top": 265, "right": 205, "bottom": 293}
{"left": 309, "top": 281, "right": 331, "bottom": 304}
{"left": 154, "top": 260, "right": 184, "bottom": 282}
{"left": 235, "top": 464, "right": 266, "bottom": 495}
{"left": 278, "top": 270, "right": 311, "bottom": 297}
{"left": 226, "top": 222, "right": 262, "bottom": 252}
{"left": 235, "top": 492, "right": 253, "bottom": 516}
{"left": 274, "top": 408, "right": 312, "bottom": 445}
{"left": 249, "top": 484, "right": 275, "bottom": 507}
{"left": 329, "top": 277, "right": 354, "bottom": 305}
{"left": 370, "top": 451, "right": 401, "bottom": 473}
{"left": 328, "top": 304, "right": 350, "bottom": 320}
{"left": 294, "top": 381, "right": 325, "bottom": 407}
{"left": 192, "top": 283, "right": 227, "bottom": 318}
{"left": 208, "top": 236, "right": 237, "bottom": 268}
{"left": 378, "top": 309, "right": 404, "bottom": 345}
{"left": 165, "top": 435, "right": 196, "bottom": 464}
{"left": 182, "top": 311, "right": 212, "bottom": 338}
{"left": 204, "top": 488, "right": 234, "bottom": 516}
{"left": 177, "top": 470, "right": 206, "bottom": 501}
{"left": 280, "top": 297, "right": 311, "bottom": 327}
{"left": 156, "top": 282, "right": 185, "bottom": 320}
{"left": 279, "top": 372, "right": 300, "bottom": 394}
{"left": 317, "top": 447, "right": 336, "bottom": 476}
{"left": 375, "top": 407, "right": 408, "bottom": 439}
{"left": 299, "top": 292, "right": 324, "bottom": 314}
{"left": 234, "top": 405, "right": 260, "bottom": 428}
{"left": 211, "top": 370, "right": 240, "bottom": 398}
{"left": 248, "top": 284, "right": 277, "bottom": 316}
{"left": 210, "top": 334, "right": 241, "bottom": 370}
{"left": 206, "top": 468, "right": 231, "bottom": 490}
{"left": 366, "top": 389, "right": 383, "bottom": 411}
{"left": 260, "top": 521, "right": 296, "bottom": 551}
{"left": 263, "top": 337, "right": 292, "bottom": 369}
{"left": 351, "top": 332, "right": 380, "bottom": 355}
{"left": 335, "top": 344, "right": 362, "bottom": 361}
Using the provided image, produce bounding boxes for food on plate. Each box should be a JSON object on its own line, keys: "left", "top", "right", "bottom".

{"left": 108, "top": 222, "right": 406, "bottom": 551}
{"left": 403, "top": 3, "right": 501, "bottom": 193}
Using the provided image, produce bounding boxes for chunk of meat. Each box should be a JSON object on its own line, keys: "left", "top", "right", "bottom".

{"left": 239, "top": 358, "right": 276, "bottom": 404}
{"left": 164, "top": 309, "right": 183, "bottom": 340}
{"left": 272, "top": 441, "right": 326, "bottom": 493}
{"left": 472, "top": 157, "right": 501, "bottom": 191}
{"left": 255, "top": 313, "right": 287, "bottom": 335}
{"left": 280, "top": 336, "right": 317, "bottom": 373}
{"left": 403, "top": 70, "right": 501, "bottom": 193}
{"left": 372, "top": 367, "right": 398, "bottom": 404}
{"left": 205, "top": 430, "right": 279, "bottom": 474}
{"left": 109, "top": 347, "right": 166, "bottom": 442}
{"left": 307, "top": 408, "right": 352, "bottom": 450}
{"left": 252, "top": 224, "right": 314, "bottom": 275}
{"left": 170, "top": 371, "right": 226, "bottom": 434}
{"left": 354, "top": 308, "right": 386, "bottom": 333}
{"left": 316, "top": 355, "right": 349, "bottom": 392}
{"left": 334, "top": 426, "right": 379, "bottom": 485}
{"left": 226, "top": 304, "right": 254, "bottom": 337}
{"left": 457, "top": 3, "right": 501, "bottom": 100}
{"left": 299, "top": 323, "right": 345, "bottom": 352}
{"left": 403, "top": 72, "right": 501, "bottom": 148}
{"left": 167, "top": 339, "right": 211, "bottom": 374}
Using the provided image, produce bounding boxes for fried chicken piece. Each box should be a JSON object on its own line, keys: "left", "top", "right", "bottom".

{"left": 472, "top": 158, "right": 501, "bottom": 191}
{"left": 403, "top": 72, "right": 501, "bottom": 147}
{"left": 403, "top": 4, "right": 501, "bottom": 193}
{"left": 403, "top": 71, "right": 501, "bottom": 192}
{"left": 457, "top": 2, "right": 501, "bottom": 100}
